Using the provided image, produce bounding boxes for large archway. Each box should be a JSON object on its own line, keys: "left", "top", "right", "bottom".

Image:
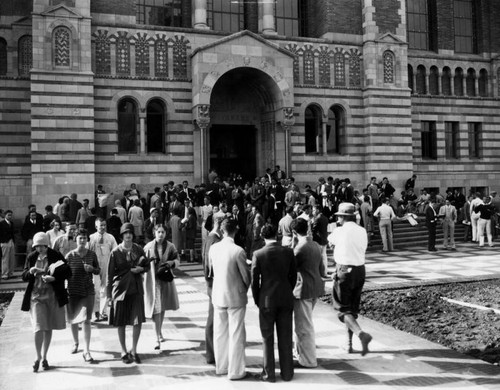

{"left": 207, "top": 67, "right": 283, "bottom": 180}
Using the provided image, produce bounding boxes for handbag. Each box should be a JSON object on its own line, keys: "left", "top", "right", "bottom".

{"left": 156, "top": 263, "right": 174, "bottom": 282}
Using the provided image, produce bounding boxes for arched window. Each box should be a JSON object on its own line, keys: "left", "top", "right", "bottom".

{"left": 478, "top": 69, "right": 488, "bottom": 97}
{"left": 442, "top": 67, "right": 452, "bottom": 96}
{"left": 408, "top": 64, "right": 414, "bottom": 93}
{"left": 349, "top": 50, "right": 361, "bottom": 87}
{"left": 18, "top": 35, "right": 32, "bottom": 77}
{"left": 53, "top": 26, "right": 71, "bottom": 67}
{"left": 303, "top": 46, "right": 315, "bottom": 85}
{"left": 116, "top": 35, "right": 130, "bottom": 76}
{"left": 334, "top": 52, "right": 345, "bottom": 86}
{"left": 118, "top": 98, "right": 138, "bottom": 153}
{"left": 154, "top": 38, "right": 168, "bottom": 78}
{"left": 305, "top": 105, "right": 322, "bottom": 154}
{"left": 95, "top": 30, "right": 111, "bottom": 75}
{"left": 0, "top": 38, "right": 7, "bottom": 75}
{"left": 327, "top": 105, "right": 346, "bottom": 155}
{"left": 429, "top": 66, "right": 439, "bottom": 95}
{"left": 135, "top": 34, "right": 150, "bottom": 76}
{"left": 466, "top": 68, "right": 476, "bottom": 96}
{"left": 146, "top": 99, "right": 165, "bottom": 153}
{"left": 454, "top": 68, "right": 464, "bottom": 96}
{"left": 416, "top": 65, "right": 426, "bottom": 94}
{"left": 383, "top": 51, "right": 394, "bottom": 84}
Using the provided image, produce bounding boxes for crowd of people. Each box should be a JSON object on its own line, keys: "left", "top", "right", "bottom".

{"left": 0, "top": 166, "right": 498, "bottom": 380}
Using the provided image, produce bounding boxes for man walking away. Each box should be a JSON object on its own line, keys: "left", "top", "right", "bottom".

{"left": 328, "top": 202, "right": 372, "bottom": 355}
{"left": 251, "top": 224, "right": 297, "bottom": 382}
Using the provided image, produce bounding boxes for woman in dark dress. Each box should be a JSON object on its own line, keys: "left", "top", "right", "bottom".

{"left": 107, "top": 223, "right": 149, "bottom": 364}
{"left": 21, "top": 232, "right": 71, "bottom": 372}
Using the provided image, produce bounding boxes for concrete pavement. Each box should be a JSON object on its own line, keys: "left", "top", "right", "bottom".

{"left": 1, "top": 243, "right": 500, "bottom": 389}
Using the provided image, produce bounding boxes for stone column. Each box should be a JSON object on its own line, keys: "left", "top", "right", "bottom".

{"left": 474, "top": 76, "right": 479, "bottom": 97}
{"left": 281, "top": 107, "right": 295, "bottom": 176}
{"left": 322, "top": 121, "right": 328, "bottom": 155}
{"left": 193, "top": 104, "right": 210, "bottom": 182}
{"left": 139, "top": 112, "right": 146, "bottom": 154}
{"left": 193, "top": 0, "right": 209, "bottom": 30}
{"left": 261, "top": 0, "right": 276, "bottom": 34}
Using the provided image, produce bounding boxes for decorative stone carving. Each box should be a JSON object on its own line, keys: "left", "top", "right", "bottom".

{"left": 349, "top": 49, "right": 361, "bottom": 87}
{"left": 318, "top": 46, "right": 331, "bottom": 86}
{"left": 116, "top": 33, "right": 130, "bottom": 76}
{"left": 53, "top": 26, "right": 71, "bottom": 67}
{"left": 383, "top": 51, "right": 395, "bottom": 84}
{"left": 135, "top": 34, "right": 150, "bottom": 76}
{"left": 303, "top": 47, "right": 315, "bottom": 85}
{"left": 172, "top": 35, "right": 188, "bottom": 79}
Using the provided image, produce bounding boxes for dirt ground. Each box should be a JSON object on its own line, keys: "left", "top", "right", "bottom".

{"left": 360, "top": 280, "right": 500, "bottom": 365}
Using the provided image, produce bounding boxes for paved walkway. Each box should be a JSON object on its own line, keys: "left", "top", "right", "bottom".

{"left": 1, "top": 244, "right": 500, "bottom": 389}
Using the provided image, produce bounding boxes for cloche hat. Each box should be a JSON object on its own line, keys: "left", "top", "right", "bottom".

{"left": 32, "top": 232, "right": 50, "bottom": 247}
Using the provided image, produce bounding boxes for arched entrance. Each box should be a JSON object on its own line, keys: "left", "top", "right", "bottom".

{"left": 207, "top": 67, "right": 282, "bottom": 180}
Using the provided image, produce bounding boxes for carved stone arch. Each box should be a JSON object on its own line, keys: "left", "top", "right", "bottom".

{"left": 197, "top": 59, "right": 294, "bottom": 113}
{"left": 47, "top": 20, "right": 78, "bottom": 70}
{"left": 299, "top": 100, "right": 326, "bottom": 120}
{"left": 109, "top": 91, "right": 143, "bottom": 121}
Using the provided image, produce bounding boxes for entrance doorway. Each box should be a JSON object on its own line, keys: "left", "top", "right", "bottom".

{"left": 209, "top": 124, "right": 257, "bottom": 180}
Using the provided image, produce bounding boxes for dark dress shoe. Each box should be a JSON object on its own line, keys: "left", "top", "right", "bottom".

{"left": 130, "top": 352, "right": 141, "bottom": 364}
{"left": 42, "top": 360, "right": 49, "bottom": 371}
{"left": 33, "top": 360, "right": 40, "bottom": 373}
{"left": 121, "top": 353, "right": 132, "bottom": 364}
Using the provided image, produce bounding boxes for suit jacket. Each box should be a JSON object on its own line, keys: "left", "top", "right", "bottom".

{"left": 293, "top": 237, "right": 325, "bottom": 299}
{"left": 209, "top": 237, "right": 250, "bottom": 308}
{"left": 251, "top": 242, "right": 297, "bottom": 309}
{"left": 425, "top": 204, "right": 437, "bottom": 228}
{"left": 0, "top": 220, "right": 15, "bottom": 243}
{"left": 311, "top": 214, "right": 329, "bottom": 246}
{"left": 21, "top": 217, "right": 44, "bottom": 241}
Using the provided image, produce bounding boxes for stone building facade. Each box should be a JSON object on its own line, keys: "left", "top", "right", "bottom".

{"left": 0, "top": 0, "right": 499, "bottom": 217}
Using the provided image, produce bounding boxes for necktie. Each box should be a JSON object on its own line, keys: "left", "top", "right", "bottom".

{"left": 99, "top": 235, "right": 104, "bottom": 244}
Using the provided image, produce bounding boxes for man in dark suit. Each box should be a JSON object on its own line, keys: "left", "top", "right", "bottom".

{"left": 311, "top": 205, "right": 329, "bottom": 273}
{"left": 22, "top": 209, "right": 44, "bottom": 250}
{"left": 251, "top": 224, "right": 296, "bottom": 382}
{"left": 425, "top": 198, "right": 438, "bottom": 251}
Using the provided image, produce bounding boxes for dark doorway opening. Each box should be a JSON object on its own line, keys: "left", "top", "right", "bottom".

{"left": 209, "top": 124, "right": 256, "bottom": 180}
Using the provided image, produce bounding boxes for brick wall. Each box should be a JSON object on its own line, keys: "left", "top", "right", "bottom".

{"left": 0, "top": 0, "right": 32, "bottom": 16}
{"left": 436, "top": 0, "right": 454, "bottom": 51}
{"left": 373, "top": 0, "right": 400, "bottom": 35}
{"left": 90, "top": 0, "right": 135, "bottom": 16}
{"left": 309, "top": 0, "right": 362, "bottom": 38}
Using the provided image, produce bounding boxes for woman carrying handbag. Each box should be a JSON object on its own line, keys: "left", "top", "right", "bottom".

{"left": 143, "top": 224, "right": 180, "bottom": 350}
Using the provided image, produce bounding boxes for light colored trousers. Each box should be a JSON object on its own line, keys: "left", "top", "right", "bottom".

{"left": 214, "top": 305, "right": 247, "bottom": 380}
{"left": 471, "top": 212, "right": 481, "bottom": 241}
{"left": 93, "top": 255, "right": 110, "bottom": 316}
{"left": 442, "top": 220, "right": 455, "bottom": 248}
{"left": 1, "top": 240, "right": 15, "bottom": 278}
{"left": 378, "top": 219, "right": 393, "bottom": 251}
{"left": 294, "top": 298, "right": 318, "bottom": 367}
{"left": 477, "top": 218, "right": 493, "bottom": 247}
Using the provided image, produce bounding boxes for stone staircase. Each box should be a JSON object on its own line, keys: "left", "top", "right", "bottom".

{"left": 369, "top": 217, "right": 467, "bottom": 250}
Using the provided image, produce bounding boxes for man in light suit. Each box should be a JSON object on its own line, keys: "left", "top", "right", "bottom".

{"left": 439, "top": 199, "right": 457, "bottom": 250}
{"left": 251, "top": 224, "right": 297, "bottom": 382}
{"left": 208, "top": 218, "right": 251, "bottom": 380}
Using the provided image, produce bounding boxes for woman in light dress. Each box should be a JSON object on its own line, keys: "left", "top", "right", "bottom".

{"left": 47, "top": 219, "right": 64, "bottom": 248}
{"left": 143, "top": 224, "right": 180, "bottom": 350}
{"left": 65, "top": 228, "right": 100, "bottom": 362}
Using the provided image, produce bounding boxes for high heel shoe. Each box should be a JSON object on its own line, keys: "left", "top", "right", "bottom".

{"left": 83, "top": 352, "right": 94, "bottom": 362}
{"left": 42, "top": 359, "right": 49, "bottom": 371}
{"left": 33, "top": 360, "right": 40, "bottom": 373}
{"left": 71, "top": 343, "right": 79, "bottom": 354}
{"left": 154, "top": 341, "right": 161, "bottom": 350}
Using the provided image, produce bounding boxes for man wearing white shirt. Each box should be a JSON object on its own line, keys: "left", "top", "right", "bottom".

{"left": 470, "top": 192, "right": 484, "bottom": 242}
{"left": 328, "top": 202, "right": 372, "bottom": 355}
{"left": 438, "top": 199, "right": 457, "bottom": 250}
{"left": 373, "top": 197, "right": 395, "bottom": 252}
{"left": 88, "top": 218, "right": 117, "bottom": 321}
